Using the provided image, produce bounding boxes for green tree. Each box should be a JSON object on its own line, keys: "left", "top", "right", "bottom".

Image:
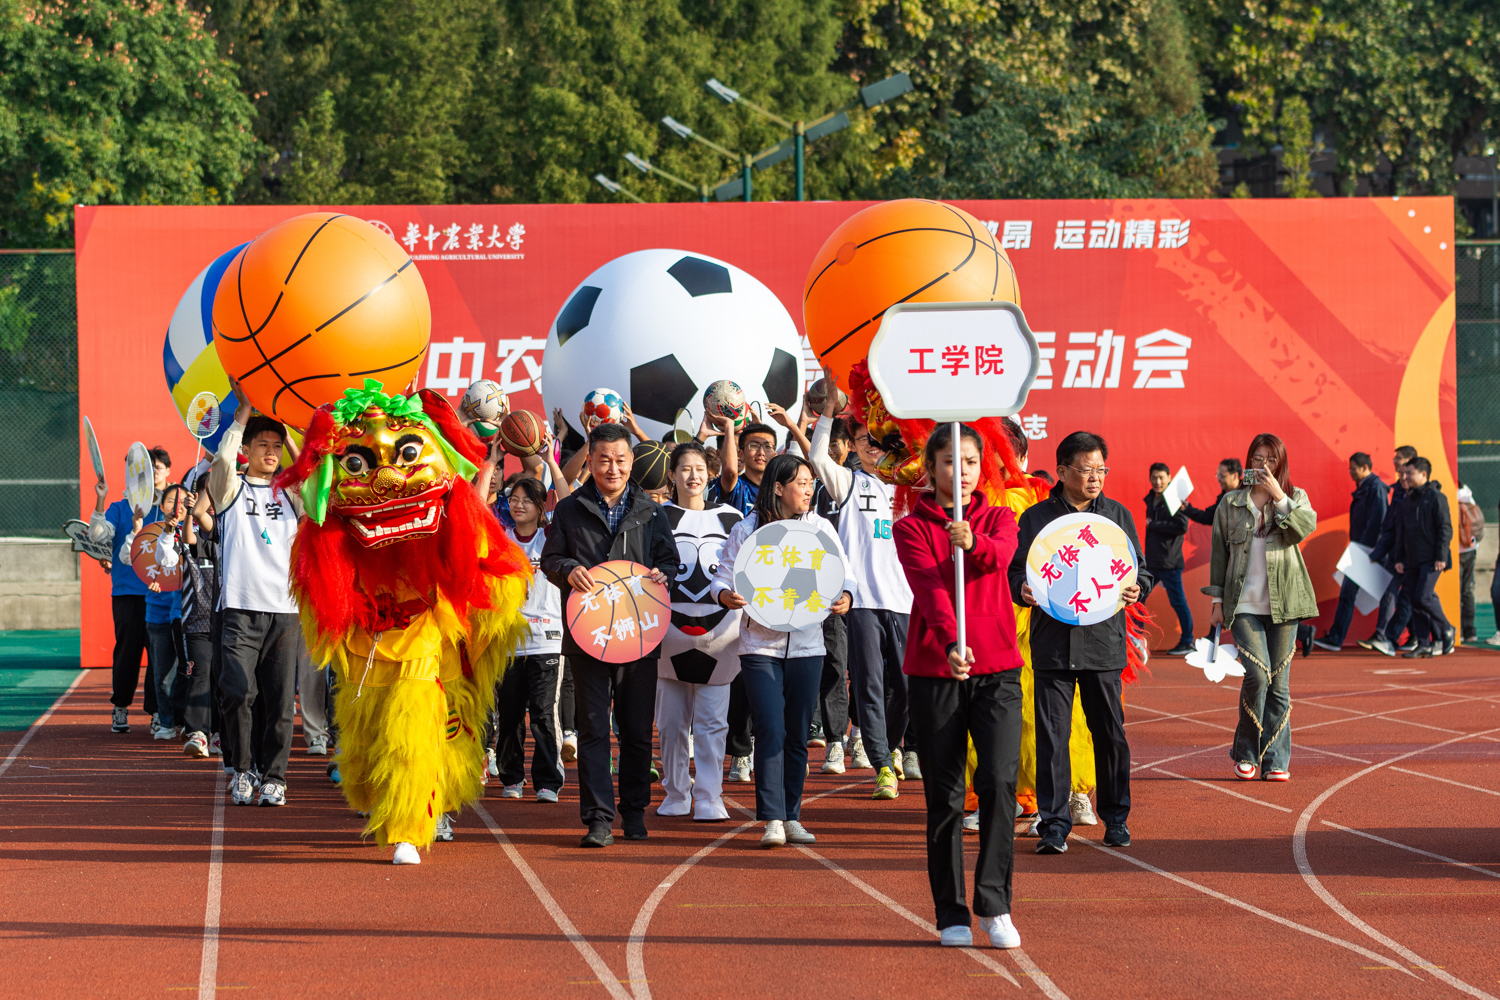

{"left": 1278, "top": 94, "right": 1318, "bottom": 197}
{"left": 0, "top": 0, "right": 261, "bottom": 246}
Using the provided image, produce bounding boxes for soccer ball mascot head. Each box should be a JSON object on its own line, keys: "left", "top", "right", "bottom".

{"left": 277, "top": 379, "right": 530, "bottom": 865}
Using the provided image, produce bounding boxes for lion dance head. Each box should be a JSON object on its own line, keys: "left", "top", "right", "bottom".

{"left": 277, "top": 380, "right": 527, "bottom": 640}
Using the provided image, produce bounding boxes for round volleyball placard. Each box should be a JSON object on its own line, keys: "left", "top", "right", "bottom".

{"left": 1025, "top": 513, "right": 1138, "bottom": 627}
{"left": 732, "top": 521, "right": 846, "bottom": 633}
{"left": 566, "top": 560, "right": 671, "bottom": 663}
{"left": 130, "top": 523, "right": 182, "bottom": 592}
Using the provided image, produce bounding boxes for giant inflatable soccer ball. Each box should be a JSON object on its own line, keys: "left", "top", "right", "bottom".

{"left": 540, "top": 249, "right": 804, "bottom": 443}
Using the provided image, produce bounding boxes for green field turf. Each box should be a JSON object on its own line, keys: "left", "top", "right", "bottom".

{"left": 0, "top": 630, "right": 81, "bottom": 731}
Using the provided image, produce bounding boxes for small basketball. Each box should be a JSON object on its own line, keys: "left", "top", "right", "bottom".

{"left": 460, "top": 379, "right": 509, "bottom": 424}
{"left": 211, "top": 212, "right": 432, "bottom": 429}
{"left": 802, "top": 199, "right": 1019, "bottom": 389}
{"left": 565, "top": 560, "right": 671, "bottom": 663}
{"left": 703, "top": 379, "right": 749, "bottom": 427}
{"left": 582, "top": 388, "right": 625, "bottom": 428}
{"left": 630, "top": 441, "right": 672, "bottom": 491}
{"left": 498, "top": 410, "right": 547, "bottom": 457}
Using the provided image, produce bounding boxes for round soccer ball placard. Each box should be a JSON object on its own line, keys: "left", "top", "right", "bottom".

{"left": 733, "top": 522, "right": 846, "bottom": 633}
{"left": 565, "top": 560, "right": 671, "bottom": 663}
{"left": 1025, "top": 513, "right": 1137, "bottom": 627}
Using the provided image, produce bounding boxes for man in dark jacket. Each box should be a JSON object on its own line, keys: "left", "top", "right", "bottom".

{"left": 1362, "top": 445, "right": 1418, "bottom": 655}
{"left": 1143, "top": 463, "right": 1192, "bottom": 655}
{"left": 1008, "top": 431, "right": 1153, "bottom": 855}
{"left": 1393, "top": 457, "right": 1454, "bottom": 657}
{"left": 540, "top": 423, "right": 677, "bottom": 847}
{"left": 1314, "top": 453, "right": 1389, "bottom": 651}
{"left": 1183, "top": 458, "right": 1242, "bottom": 527}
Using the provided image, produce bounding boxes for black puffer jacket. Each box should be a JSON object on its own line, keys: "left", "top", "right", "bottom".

{"left": 1394, "top": 481, "right": 1452, "bottom": 570}
{"left": 1143, "top": 490, "right": 1188, "bottom": 570}
{"left": 1008, "top": 482, "right": 1155, "bottom": 673}
{"left": 540, "top": 481, "right": 678, "bottom": 658}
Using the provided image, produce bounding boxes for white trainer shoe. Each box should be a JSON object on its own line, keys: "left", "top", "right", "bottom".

{"left": 784, "top": 820, "right": 816, "bottom": 844}
{"left": 981, "top": 913, "right": 1021, "bottom": 949}
{"left": 485, "top": 748, "right": 498, "bottom": 776}
{"left": 1069, "top": 791, "right": 1098, "bottom": 826}
{"left": 500, "top": 782, "right": 524, "bottom": 799}
{"left": 761, "top": 820, "right": 786, "bottom": 847}
{"left": 727, "top": 756, "right": 753, "bottom": 782}
{"left": 536, "top": 788, "right": 559, "bottom": 804}
{"left": 434, "top": 814, "right": 454, "bottom": 841}
{"left": 257, "top": 780, "right": 286, "bottom": 806}
{"left": 849, "top": 736, "right": 872, "bottom": 770}
{"left": 820, "top": 741, "right": 846, "bottom": 774}
{"left": 392, "top": 842, "right": 421, "bottom": 865}
{"left": 308, "top": 734, "right": 329, "bottom": 756}
{"left": 229, "top": 771, "right": 255, "bottom": 805}
{"left": 183, "top": 731, "right": 210, "bottom": 758}
{"left": 963, "top": 811, "right": 980, "bottom": 833}
{"left": 940, "top": 925, "right": 973, "bottom": 947}
{"left": 561, "top": 731, "right": 578, "bottom": 762}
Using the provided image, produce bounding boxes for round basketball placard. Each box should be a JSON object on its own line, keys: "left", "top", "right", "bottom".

{"left": 131, "top": 523, "right": 182, "bottom": 592}
{"left": 732, "top": 521, "right": 847, "bottom": 633}
{"left": 1025, "top": 513, "right": 1137, "bottom": 627}
{"left": 566, "top": 560, "right": 670, "bottom": 663}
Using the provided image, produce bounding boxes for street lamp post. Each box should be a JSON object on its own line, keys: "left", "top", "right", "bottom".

{"left": 625, "top": 152, "right": 710, "bottom": 202}
{"left": 593, "top": 174, "right": 645, "bottom": 203}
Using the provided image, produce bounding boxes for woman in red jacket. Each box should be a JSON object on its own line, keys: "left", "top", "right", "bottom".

{"left": 893, "top": 422, "right": 1024, "bottom": 951}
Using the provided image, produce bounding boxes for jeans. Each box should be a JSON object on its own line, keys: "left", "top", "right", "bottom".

{"left": 110, "top": 595, "right": 154, "bottom": 714}
{"left": 909, "top": 670, "right": 1022, "bottom": 930}
{"left": 146, "top": 621, "right": 187, "bottom": 730}
{"left": 739, "top": 654, "right": 822, "bottom": 821}
{"left": 846, "top": 608, "right": 909, "bottom": 769}
{"left": 1152, "top": 567, "right": 1193, "bottom": 644}
{"left": 1231, "top": 614, "right": 1295, "bottom": 771}
{"left": 1323, "top": 576, "right": 1362, "bottom": 647}
{"left": 1459, "top": 549, "right": 1477, "bottom": 638}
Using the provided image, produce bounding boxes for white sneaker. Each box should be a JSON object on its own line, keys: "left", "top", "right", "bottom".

{"left": 257, "top": 780, "right": 286, "bottom": 806}
{"left": 308, "top": 734, "right": 329, "bottom": 756}
{"left": 849, "top": 735, "right": 872, "bottom": 770}
{"left": 152, "top": 722, "right": 178, "bottom": 741}
{"left": 821, "top": 741, "right": 846, "bottom": 774}
{"left": 208, "top": 733, "right": 222, "bottom": 756}
{"left": 761, "top": 819, "right": 786, "bottom": 847}
{"left": 963, "top": 812, "right": 980, "bottom": 833}
{"left": 536, "top": 788, "right": 559, "bottom": 804}
{"left": 1487, "top": 632, "right": 1500, "bottom": 648}
{"left": 890, "top": 750, "right": 905, "bottom": 780}
{"left": 902, "top": 750, "right": 923, "bottom": 781}
{"left": 1069, "top": 791, "right": 1098, "bottom": 826}
{"left": 500, "top": 782, "right": 524, "bottom": 799}
{"left": 434, "top": 814, "right": 454, "bottom": 841}
{"left": 727, "top": 756, "right": 753, "bottom": 783}
{"left": 486, "top": 748, "right": 498, "bottom": 776}
{"left": 229, "top": 771, "right": 255, "bottom": 805}
{"left": 687, "top": 733, "right": 694, "bottom": 758}
{"left": 940, "top": 925, "right": 973, "bottom": 947}
{"left": 980, "top": 913, "right": 1021, "bottom": 949}
{"left": 183, "top": 731, "right": 210, "bottom": 758}
{"left": 392, "top": 842, "right": 421, "bottom": 865}
{"left": 784, "top": 820, "right": 816, "bottom": 844}
{"left": 561, "top": 731, "right": 578, "bottom": 763}
{"left": 1022, "top": 816, "right": 1042, "bottom": 838}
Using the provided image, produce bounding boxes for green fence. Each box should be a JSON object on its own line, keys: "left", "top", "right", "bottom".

{"left": 1457, "top": 241, "right": 1500, "bottom": 513}
{"left": 0, "top": 252, "right": 78, "bottom": 537}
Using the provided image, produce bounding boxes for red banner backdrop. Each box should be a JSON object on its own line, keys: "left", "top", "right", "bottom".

{"left": 75, "top": 198, "right": 1456, "bottom": 667}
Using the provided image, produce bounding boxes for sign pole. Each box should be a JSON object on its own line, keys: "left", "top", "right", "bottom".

{"left": 951, "top": 420, "right": 966, "bottom": 660}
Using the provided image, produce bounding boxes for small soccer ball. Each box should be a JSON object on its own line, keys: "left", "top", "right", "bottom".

{"left": 582, "top": 388, "right": 625, "bottom": 429}
{"left": 460, "top": 379, "right": 509, "bottom": 424}
{"left": 802, "top": 377, "right": 848, "bottom": 417}
{"left": 703, "top": 380, "right": 750, "bottom": 428}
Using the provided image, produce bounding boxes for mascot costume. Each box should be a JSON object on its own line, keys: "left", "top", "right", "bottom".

{"left": 277, "top": 380, "right": 530, "bottom": 865}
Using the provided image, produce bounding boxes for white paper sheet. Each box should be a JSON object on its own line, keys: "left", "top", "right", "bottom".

{"left": 1333, "top": 569, "right": 1383, "bottom": 615}
{"left": 1163, "top": 466, "right": 1194, "bottom": 516}
{"left": 1334, "top": 542, "right": 1393, "bottom": 612}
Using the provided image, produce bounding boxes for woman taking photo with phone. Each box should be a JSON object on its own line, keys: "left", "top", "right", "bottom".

{"left": 893, "top": 423, "right": 1024, "bottom": 950}
{"left": 1204, "top": 433, "right": 1317, "bottom": 782}
{"left": 712, "top": 453, "right": 854, "bottom": 847}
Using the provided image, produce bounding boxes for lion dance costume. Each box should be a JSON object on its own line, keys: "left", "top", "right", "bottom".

{"left": 277, "top": 380, "right": 529, "bottom": 863}
{"left": 846, "top": 362, "right": 1149, "bottom": 818}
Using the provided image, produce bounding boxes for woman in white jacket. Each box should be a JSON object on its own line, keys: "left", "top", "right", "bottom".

{"left": 712, "top": 454, "right": 854, "bottom": 847}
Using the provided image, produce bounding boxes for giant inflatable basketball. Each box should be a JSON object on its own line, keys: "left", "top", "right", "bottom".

{"left": 802, "top": 199, "right": 1019, "bottom": 389}
{"left": 211, "top": 213, "right": 431, "bottom": 428}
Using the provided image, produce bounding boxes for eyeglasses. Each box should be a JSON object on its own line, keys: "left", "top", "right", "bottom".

{"left": 743, "top": 441, "right": 776, "bottom": 453}
{"left": 1065, "top": 466, "right": 1110, "bottom": 479}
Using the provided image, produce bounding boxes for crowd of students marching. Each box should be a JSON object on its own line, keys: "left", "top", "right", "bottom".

{"left": 107, "top": 375, "right": 1459, "bottom": 949}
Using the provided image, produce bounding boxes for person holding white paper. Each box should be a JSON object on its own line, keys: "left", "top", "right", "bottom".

{"left": 1144, "top": 463, "right": 1194, "bottom": 655}
{"left": 1313, "top": 453, "right": 1388, "bottom": 651}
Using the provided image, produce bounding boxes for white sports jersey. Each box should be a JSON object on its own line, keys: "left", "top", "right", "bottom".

{"left": 507, "top": 525, "right": 564, "bottom": 656}
{"left": 659, "top": 503, "right": 742, "bottom": 685}
{"left": 217, "top": 479, "right": 298, "bottom": 614}
{"left": 837, "top": 470, "right": 913, "bottom": 613}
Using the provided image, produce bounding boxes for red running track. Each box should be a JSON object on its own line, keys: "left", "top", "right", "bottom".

{"left": 1, "top": 651, "right": 1497, "bottom": 1000}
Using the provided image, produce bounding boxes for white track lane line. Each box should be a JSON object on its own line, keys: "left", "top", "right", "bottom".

{"left": 0, "top": 670, "right": 84, "bottom": 783}
{"left": 474, "top": 802, "right": 635, "bottom": 1000}
{"left": 198, "top": 767, "right": 227, "bottom": 1000}
{"left": 1148, "top": 768, "right": 1293, "bottom": 812}
{"left": 719, "top": 793, "right": 1068, "bottom": 997}
{"left": 1292, "top": 725, "right": 1500, "bottom": 999}
{"left": 1129, "top": 742, "right": 1230, "bottom": 773}
{"left": 1389, "top": 767, "right": 1500, "bottom": 796}
{"left": 1066, "top": 837, "right": 1413, "bottom": 975}
{"left": 1320, "top": 821, "right": 1500, "bottom": 882}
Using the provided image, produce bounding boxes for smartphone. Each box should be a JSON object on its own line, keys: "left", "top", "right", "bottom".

{"left": 1242, "top": 468, "right": 1261, "bottom": 485}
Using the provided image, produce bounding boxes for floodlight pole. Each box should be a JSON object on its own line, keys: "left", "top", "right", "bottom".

{"left": 741, "top": 154, "right": 753, "bottom": 203}
{"left": 794, "top": 121, "right": 806, "bottom": 202}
